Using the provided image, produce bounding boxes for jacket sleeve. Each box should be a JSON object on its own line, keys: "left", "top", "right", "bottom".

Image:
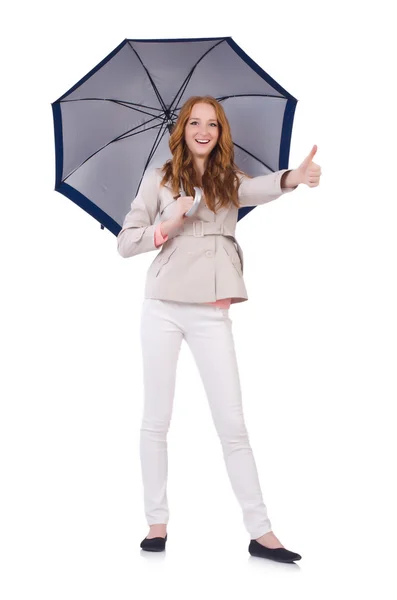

{"left": 154, "top": 222, "right": 169, "bottom": 247}
{"left": 237, "top": 169, "right": 298, "bottom": 208}
{"left": 117, "top": 169, "right": 161, "bottom": 258}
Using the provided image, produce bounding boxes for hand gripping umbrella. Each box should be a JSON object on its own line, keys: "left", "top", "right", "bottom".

{"left": 51, "top": 36, "right": 297, "bottom": 234}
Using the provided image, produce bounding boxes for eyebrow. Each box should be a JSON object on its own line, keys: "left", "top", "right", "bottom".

{"left": 189, "top": 117, "right": 218, "bottom": 121}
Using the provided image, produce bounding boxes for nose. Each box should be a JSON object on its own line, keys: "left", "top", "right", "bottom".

{"left": 198, "top": 126, "right": 211, "bottom": 137}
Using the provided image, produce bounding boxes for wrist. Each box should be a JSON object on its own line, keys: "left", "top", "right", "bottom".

{"left": 171, "top": 215, "right": 185, "bottom": 228}
{"left": 281, "top": 169, "right": 301, "bottom": 189}
{"left": 161, "top": 216, "right": 184, "bottom": 237}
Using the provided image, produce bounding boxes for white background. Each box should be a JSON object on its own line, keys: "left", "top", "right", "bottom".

{"left": 1, "top": 0, "right": 396, "bottom": 598}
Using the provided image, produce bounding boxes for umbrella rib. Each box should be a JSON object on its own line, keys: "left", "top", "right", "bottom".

{"left": 134, "top": 119, "right": 170, "bottom": 196}
{"left": 169, "top": 38, "right": 227, "bottom": 112}
{"left": 117, "top": 122, "right": 164, "bottom": 140}
{"left": 217, "top": 93, "right": 286, "bottom": 101}
{"left": 233, "top": 142, "right": 274, "bottom": 172}
{"left": 127, "top": 41, "right": 167, "bottom": 113}
{"left": 60, "top": 97, "right": 163, "bottom": 120}
{"left": 171, "top": 72, "right": 195, "bottom": 113}
{"left": 113, "top": 119, "right": 164, "bottom": 140}
{"left": 146, "top": 118, "right": 171, "bottom": 167}
{"left": 110, "top": 100, "right": 164, "bottom": 118}
{"left": 62, "top": 120, "right": 164, "bottom": 182}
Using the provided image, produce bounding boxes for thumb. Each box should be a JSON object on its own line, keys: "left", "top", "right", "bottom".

{"left": 300, "top": 144, "right": 317, "bottom": 169}
{"left": 308, "top": 144, "right": 317, "bottom": 161}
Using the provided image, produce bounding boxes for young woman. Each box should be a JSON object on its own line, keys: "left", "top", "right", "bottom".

{"left": 117, "top": 95, "right": 321, "bottom": 562}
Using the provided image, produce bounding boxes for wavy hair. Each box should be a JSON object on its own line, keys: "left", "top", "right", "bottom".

{"left": 160, "top": 96, "right": 249, "bottom": 212}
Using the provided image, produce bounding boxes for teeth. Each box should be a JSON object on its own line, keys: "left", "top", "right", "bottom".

{"left": 196, "top": 140, "right": 209, "bottom": 144}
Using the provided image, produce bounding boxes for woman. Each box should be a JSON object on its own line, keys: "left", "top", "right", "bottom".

{"left": 117, "top": 95, "right": 321, "bottom": 562}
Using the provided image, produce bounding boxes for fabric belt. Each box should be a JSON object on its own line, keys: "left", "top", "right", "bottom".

{"left": 175, "top": 220, "right": 244, "bottom": 273}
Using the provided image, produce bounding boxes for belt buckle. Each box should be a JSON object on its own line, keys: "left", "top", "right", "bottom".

{"left": 193, "top": 221, "right": 204, "bottom": 237}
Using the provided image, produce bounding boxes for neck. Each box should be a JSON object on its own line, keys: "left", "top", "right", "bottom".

{"left": 193, "top": 156, "right": 206, "bottom": 180}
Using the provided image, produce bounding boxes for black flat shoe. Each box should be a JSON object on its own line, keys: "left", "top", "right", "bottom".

{"left": 140, "top": 534, "right": 168, "bottom": 552}
{"left": 248, "top": 539, "right": 301, "bottom": 563}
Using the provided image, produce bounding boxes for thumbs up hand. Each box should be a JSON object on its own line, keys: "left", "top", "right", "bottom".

{"left": 296, "top": 145, "right": 322, "bottom": 187}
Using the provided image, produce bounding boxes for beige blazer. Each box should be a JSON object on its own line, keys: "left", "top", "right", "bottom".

{"left": 117, "top": 168, "right": 297, "bottom": 305}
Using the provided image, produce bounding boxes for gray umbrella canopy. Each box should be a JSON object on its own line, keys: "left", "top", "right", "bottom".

{"left": 52, "top": 36, "right": 297, "bottom": 235}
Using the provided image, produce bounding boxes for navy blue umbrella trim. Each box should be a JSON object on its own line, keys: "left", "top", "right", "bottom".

{"left": 52, "top": 102, "right": 63, "bottom": 189}
{"left": 280, "top": 97, "right": 297, "bottom": 168}
{"left": 53, "top": 39, "right": 128, "bottom": 103}
{"left": 225, "top": 38, "right": 298, "bottom": 173}
{"left": 55, "top": 182, "right": 121, "bottom": 236}
{"left": 225, "top": 38, "right": 297, "bottom": 104}
{"left": 127, "top": 36, "right": 228, "bottom": 43}
{"left": 51, "top": 36, "right": 298, "bottom": 234}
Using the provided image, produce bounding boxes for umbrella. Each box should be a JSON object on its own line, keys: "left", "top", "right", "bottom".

{"left": 51, "top": 36, "right": 297, "bottom": 235}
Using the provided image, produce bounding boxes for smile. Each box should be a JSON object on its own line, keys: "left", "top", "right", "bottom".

{"left": 195, "top": 140, "right": 210, "bottom": 144}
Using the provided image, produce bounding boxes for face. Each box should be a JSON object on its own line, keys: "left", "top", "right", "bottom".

{"left": 184, "top": 102, "right": 219, "bottom": 160}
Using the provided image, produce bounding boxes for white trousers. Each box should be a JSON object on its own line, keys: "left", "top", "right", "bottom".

{"left": 139, "top": 298, "right": 272, "bottom": 540}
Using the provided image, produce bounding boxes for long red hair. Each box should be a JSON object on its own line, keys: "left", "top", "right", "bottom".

{"left": 160, "top": 96, "right": 249, "bottom": 212}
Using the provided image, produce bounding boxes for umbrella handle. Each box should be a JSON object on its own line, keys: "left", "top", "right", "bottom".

{"left": 180, "top": 186, "right": 202, "bottom": 217}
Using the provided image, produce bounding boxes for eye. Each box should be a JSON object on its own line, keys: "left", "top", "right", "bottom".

{"left": 210, "top": 123, "right": 218, "bottom": 127}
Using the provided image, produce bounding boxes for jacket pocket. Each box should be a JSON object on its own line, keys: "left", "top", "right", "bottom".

{"left": 155, "top": 246, "right": 178, "bottom": 277}
{"left": 223, "top": 245, "right": 242, "bottom": 277}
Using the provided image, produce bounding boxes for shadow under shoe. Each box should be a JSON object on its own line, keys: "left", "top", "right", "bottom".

{"left": 248, "top": 539, "right": 301, "bottom": 563}
{"left": 140, "top": 534, "right": 168, "bottom": 552}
